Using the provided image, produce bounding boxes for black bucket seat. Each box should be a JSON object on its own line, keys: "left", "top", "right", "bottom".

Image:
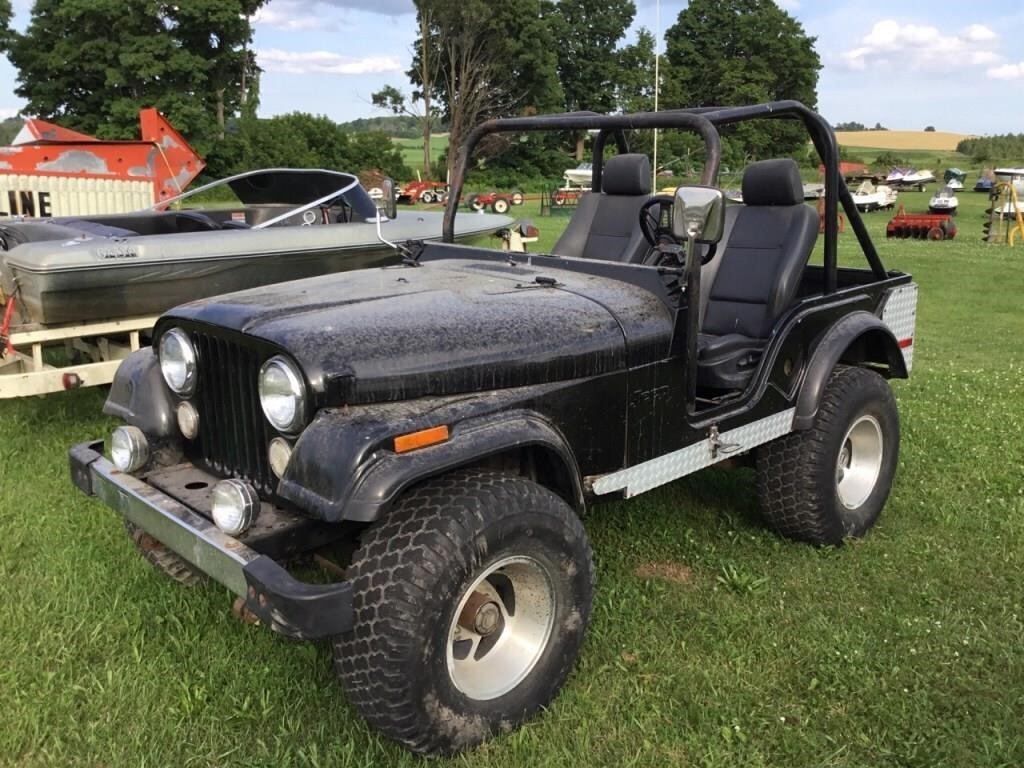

{"left": 552, "top": 153, "right": 652, "bottom": 263}
{"left": 697, "top": 158, "right": 818, "bottom": 391}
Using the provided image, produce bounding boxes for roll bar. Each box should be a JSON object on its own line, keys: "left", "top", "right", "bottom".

{"left": 442, "top": 100, "right": 887, "bottom": 293}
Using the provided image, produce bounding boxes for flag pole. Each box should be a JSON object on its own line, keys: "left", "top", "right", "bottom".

{"left": 652, "top": 0, "right": 660, "bottom": 190}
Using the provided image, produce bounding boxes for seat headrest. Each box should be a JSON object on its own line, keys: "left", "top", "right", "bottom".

{"left": 741, "top": 158, "right": 804, "bottom": 206}
{"left": 602, "top": 154, "right": 652, "bottom": 196}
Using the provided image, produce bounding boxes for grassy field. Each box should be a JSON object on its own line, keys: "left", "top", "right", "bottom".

{"left": 393, "top": 134, "right": 449, "bottom": 176}
{"left": 2, "top": 187, "right": 1023, "bottom": 767}
{"left": 834, "top": 130, "right": 974, "bottom": 152}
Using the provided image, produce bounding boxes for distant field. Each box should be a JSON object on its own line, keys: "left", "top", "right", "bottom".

{"left": 392, "top": 134, "right": 449, "bottom": 177}
{"left": 835, "top": 130, "right": 973, "bottom": 151}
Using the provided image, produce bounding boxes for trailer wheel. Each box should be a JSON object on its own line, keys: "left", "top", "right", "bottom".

{"left": 756, "top": 366, "right": 899, "bottom": 545}
{"left": 927, "top": 226, "right": 943, "bottom": 241}
{"left": 124, "top": 521, "right": 206, "bottom": 586}
{"left": 334, "top": 470, "right": 594, "bottom": 755}
{"left": 492, "top": 198, "right": 510, "bottom": 214}
{"left": 420, "top": 190, "right": 434, "bottom": 204}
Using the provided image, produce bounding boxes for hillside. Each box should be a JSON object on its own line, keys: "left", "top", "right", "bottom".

{"left": 834, "top": 130, "right": 973, "bottom": 151}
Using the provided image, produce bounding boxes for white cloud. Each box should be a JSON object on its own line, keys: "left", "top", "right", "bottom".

{"left": 962, "top": 24, "right": 998, "bottom": 42}
{"left": 987, "top": 61, "right": 1024, "bottom": 80}
{"left": 256, "top": 49, "right": 403, "bottom": 75}
{"left": 0, "top": 108, "right": 21, "bottom": 120}
{"left": 253, "top": 5, "right": 320, "bottom": 30}
{"left": 777, "top": 0, "right": 800, "bottom": 9}
{"left": 839, "top": 19, "right": 1002, "bottom": 72}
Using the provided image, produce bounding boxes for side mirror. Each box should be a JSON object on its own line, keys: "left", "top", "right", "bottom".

{"left": 671, "top": 185, "right": 726, "bottom": 244}
{"left": 376, "top": 178, "right": 398, "bottom": 221}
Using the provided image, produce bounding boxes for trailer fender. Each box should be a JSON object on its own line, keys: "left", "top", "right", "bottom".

{"left": 793, "top": 311, "right": 907, "bottom": 430}
{"left": 279, "top": 409, "right": 582, "bottom": 524}
{"left": 103, "top": 348, "right": 178, "bottom": 438}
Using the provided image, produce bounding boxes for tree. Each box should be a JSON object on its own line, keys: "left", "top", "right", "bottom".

{"left": 663, "top": 0, "right": 820, "bottom": 160}
{"left": 372, "top": 6, "right": 440, "bottom": 175}
{"left": 834, "top": 121, "right": 866, "bottom": 131}
{"left": 8, "top": 0, "right": 264, "bottom": 159}
{"left": 616, "top": 28, "right": 657, "bottom": 114}
{"left": 924, "top": 125, "right": 936, "bottom": 132}
{"left": 549, "top": 0, "right": 635, "bottom": 159}
{"left": 409, "top": 0, "right": 563, "bottom": 180}
{"left": 0, "top": 0, "right": 12, "bottom": 53}
{"left": 232, "top": 112, "right": 411, "bottom": 180}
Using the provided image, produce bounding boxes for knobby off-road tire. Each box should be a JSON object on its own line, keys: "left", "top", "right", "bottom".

{"left": 757, "top": 366, "right": 900, "bottom": 545}
{"left": 333, "top": 470, "right": 594, "bottom": 755}
{"left": 124, "top": 521, "right": 206, "bottom": 586}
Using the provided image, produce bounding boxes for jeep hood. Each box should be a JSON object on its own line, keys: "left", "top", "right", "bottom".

{"left": 164, "top": 258, "right": 672, "bottom": 404}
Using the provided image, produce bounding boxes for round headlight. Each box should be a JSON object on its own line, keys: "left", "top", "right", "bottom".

{"left": 176, "top": 401, "right": 199, "bottom": 440}
{"left": 258, "top": 356, "right": 307, "bottom": 434}
{"left": 268, "top": 437, "right": 293, "bottom": 479}
{"left": 210, "top": 479, "right": 260, "bottom": 536}
{"left": 159, "top": 328, "right": 197, "bottom": 395}
{"left": 111, "top": 425, "right": 149, "bottom": 472}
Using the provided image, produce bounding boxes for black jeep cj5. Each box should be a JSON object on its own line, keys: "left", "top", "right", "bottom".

{"left": 70, "top": 102, "right": 917, "bottom": 754}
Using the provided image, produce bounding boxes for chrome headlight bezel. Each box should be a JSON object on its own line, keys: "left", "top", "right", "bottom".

{"left": 258, "top": 355, "right": 308, "bottom": 434}
{"left": 158, "top": 327, "right": 197, "bottom": 396}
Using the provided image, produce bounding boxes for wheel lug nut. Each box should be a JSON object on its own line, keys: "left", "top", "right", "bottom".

{"left": 458, "top": 590, "right": 501, "bottom": 637}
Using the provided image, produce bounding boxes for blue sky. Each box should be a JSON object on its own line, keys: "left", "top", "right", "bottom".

{"left": 0, "top": 0, "right": 1022, "bottom": 135}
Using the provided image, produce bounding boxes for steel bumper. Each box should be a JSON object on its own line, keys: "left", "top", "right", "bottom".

{"left": 69, "top": 441, "right": 352, "bottom": 640}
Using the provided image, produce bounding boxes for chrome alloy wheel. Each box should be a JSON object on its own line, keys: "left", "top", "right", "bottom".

{"left": 445, "top": 555, "right": 555, "bottom": 701}
{"left": 836, "top": 414, "right": 884, "bottom": 509}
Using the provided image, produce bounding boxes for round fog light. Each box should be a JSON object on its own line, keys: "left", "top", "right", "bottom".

{"left": 110, "top": 426, "right": 149, "bottom": 472}
{"left": 210, "top": 479, "right": 260, "bottom": 536}
{"left": 176, "top": 401, "right": 200, "bottom": 440}
{"left": 268, "top": 437, "right": 293, "bottom": 479}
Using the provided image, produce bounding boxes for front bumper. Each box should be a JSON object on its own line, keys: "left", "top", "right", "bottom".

{"left": 69, "top": 441, "right": 352, "bottom": 640}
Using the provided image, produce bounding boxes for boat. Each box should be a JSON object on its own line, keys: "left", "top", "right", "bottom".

{"left": 851, "top": 180, "right": 898, "bottom": 212}
{"left": 974, "top": 177, "right": 994, "bottom": 193}
{"left": 802, "top": 182, "right": 825, "bottom": 200}
{"left": 563, "top": 162, "right": 593, "bottom": 186}
{"left": 886, "top": 168, "right": 936, "bottom": 190}
{"left": 928, "top": 186, "right": 959, "bottom": 215}
{"left": 944, "top": 168, "right": 966, "bottom": 190}
{"left": 994, "top": 167, "right": 1024, "bottom": 194}
{"left": 0, "top": 168, "right": 513, "bottom": 327}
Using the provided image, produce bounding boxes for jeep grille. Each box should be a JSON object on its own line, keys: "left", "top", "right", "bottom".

{"left": 191, "top": 331, "right": 277, "bottom": 496}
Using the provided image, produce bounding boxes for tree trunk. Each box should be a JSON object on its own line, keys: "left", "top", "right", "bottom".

{"left": 575, "top": 132, "right": 585, "bottom": 161}
{"left": 216, "top": 88, "right": 225, "bottom": 139}
{"left": 422, "top": 90, "right": 432, "bottom": 177}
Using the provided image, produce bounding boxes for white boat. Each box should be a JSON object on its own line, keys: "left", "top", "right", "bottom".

{"left": 928, "top": 186, "right": 959, "bottom": 215}
{"left": 563, "top": 162, "right": 593, "bottom": 186}
{"left": 803, "top": 183, "right": 825, "bottom": 200}
{"left": 886, "top": 168, "right": 935, "bottom": 190}
{"left": 994, "top": 168, "right": 1024, "bottom": 194}
{"left": 945, "top": 178, "right": 964, "bottom": 191}
{"left": 851, "top": 180, "right": 898, "bottom": 212}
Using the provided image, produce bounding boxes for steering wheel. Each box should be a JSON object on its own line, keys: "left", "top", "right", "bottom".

{"left": 638, "top": 195, "right": 676, "bottom": 248}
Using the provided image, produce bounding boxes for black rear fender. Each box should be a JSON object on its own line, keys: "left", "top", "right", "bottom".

{"left": 794, "top": 311, "right": 907, "bottom": 430}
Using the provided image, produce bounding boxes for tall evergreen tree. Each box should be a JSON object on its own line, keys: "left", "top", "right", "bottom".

{"left": 663, "top": 0, "right": 820, "bottom": 159}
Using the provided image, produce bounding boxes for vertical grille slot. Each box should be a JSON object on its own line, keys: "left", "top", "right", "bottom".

{"left": 191, "top": 330, "right": 275, "bottom": 496}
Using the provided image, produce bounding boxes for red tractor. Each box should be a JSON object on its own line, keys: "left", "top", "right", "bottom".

{"left": 465, "top": 190, "right": 526, "bottom": 214}
{"left": 397, "top": 180, "right": 449, "bottom": 205}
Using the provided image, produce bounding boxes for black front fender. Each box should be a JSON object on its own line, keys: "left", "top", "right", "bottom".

{"left": 103, "top": 348, "right": 178, "bottom": 438}
{"left": 277, "top": 393, "right": 582, "bottom": 523}
{"left": 794, "top": 311, "right": 907, "bottom": 430}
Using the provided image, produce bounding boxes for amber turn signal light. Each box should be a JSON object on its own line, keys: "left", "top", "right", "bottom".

{"left": 393, "top": 425, "right": 450, "bottom": 454}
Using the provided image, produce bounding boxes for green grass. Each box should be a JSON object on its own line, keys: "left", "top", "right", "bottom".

{"left": 2, "top": 187, "right": 1023, "bottom": 767}
{"left": 393, "top": 134, "right": 449, "bottom": 176}
{"left": 841, "top": 146, "right": 974, "bottom": 170}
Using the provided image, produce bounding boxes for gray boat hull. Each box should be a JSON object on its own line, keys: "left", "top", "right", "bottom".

{"left": 1, "top": 211, "right": 511, "bottom": 326}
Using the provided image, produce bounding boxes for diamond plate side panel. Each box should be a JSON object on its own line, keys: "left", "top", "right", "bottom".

{"left": 591, "top": 408, "right": 796, "bottom": 498}
{"left": 881, "top": 283, "right": 918, "bottom": 371}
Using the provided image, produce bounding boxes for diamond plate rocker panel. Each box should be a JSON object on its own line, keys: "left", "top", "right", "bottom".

{"left": 591, "top": 408, "right": 796, "bottom": 498}
{"left": 881, "top": 283, "right": 918, "bottom": 371}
